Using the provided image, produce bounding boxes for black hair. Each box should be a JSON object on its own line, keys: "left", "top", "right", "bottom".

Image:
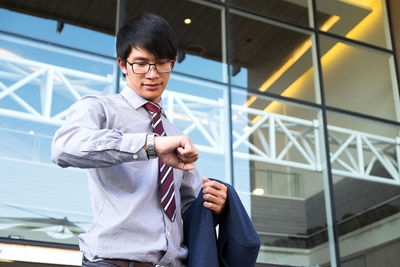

{"left": 116, "top": 13, "right": 178, "bottom": 63}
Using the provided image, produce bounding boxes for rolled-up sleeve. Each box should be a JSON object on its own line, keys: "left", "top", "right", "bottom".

{"left": 51, "top": 96, "right": 148, "bottom": 168}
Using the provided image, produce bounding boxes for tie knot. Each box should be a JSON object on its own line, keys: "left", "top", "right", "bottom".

{"left": 144, "top": 102, "right": 161, "bottom": 114}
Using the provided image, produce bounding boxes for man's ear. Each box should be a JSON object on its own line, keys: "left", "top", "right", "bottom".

{"left": 117, "top": 57, "right": 127, "bottom": 74}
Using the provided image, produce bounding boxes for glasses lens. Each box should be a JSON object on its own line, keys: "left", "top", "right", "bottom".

{"left": 156, "top": 62, "right": 172, "bottom": 73}
{"left": 133, "top": 63, "right": 149, "bottom": 74}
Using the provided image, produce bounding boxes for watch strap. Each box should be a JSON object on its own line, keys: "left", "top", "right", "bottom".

{"left": 146, "top": 133, "right": 157, "bottom": 159}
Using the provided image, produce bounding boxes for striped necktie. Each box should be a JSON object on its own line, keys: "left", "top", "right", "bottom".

{"left": 144, "top": 102, "right": 176, "bottom": 221}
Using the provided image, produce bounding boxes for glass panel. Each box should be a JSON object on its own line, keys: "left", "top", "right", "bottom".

{"left": 229, "top": 10, "right": 318, "bottom": 106}
{"left": 159, "top": 74, "right": 229, "bottom": 181}
{"left": 124, "top": 0, "right": 224, "bottom": 83}
{"left": 320, "top": 35, "right": 399, "bottom": 121}
{"left": 228, "top": 0, "right": 312, "bottom": 27}
{"left": 0, "top": 8, "right": 115, "bottom": 56}
{"left": 327, "top": 112, "right": 400, "bottom": 266}
{"left": 0, "top": 15, "right": 115, "bottom": 245}
{"left": 342, "top": 255, "right": 367, "bottom": 267}
{"left": 232, "top": 87, "right": 331, "bottom": 266}
{"left": 316, "top": 0, "right": 392, "bottom": 49}
{"left": 0, "top": 1, "right": 229, "bottom": 246}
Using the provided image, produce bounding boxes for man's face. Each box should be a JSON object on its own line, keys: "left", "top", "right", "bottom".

{"left": 118, "top": 47, "right": 174, "bottom": 103}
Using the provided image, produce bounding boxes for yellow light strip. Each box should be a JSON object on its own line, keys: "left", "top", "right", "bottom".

{"left": 245, "top": 15, "right": 339, "bottom": 125}
{"left": 258, "top": 38, "right": 312, "bottom": 93}
{"left": 245, "top": 15, "right": 339, "bottom": 109}
{"left": 320, "top": 15, "right": 341, "bottom": 31}
{"left": 248, "top": 0, "right": 379, "bottom": 127}
{"left": 340, "top": 0, "right": 375, "bottom": 9}
{"left": 245, "top": 96, "right": 257, "bottom": 106}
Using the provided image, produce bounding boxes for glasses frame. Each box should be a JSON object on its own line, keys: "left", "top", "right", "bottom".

{"left": 126, "top": 60, "right": 174, "bottom": 74}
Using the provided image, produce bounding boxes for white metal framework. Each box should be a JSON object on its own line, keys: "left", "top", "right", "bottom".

{"left": 0, "top": 53, "right": 399, "bottom": 186}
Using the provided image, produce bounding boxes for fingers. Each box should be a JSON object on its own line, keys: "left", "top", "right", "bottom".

{"left": 177, "top": 162, "right": 196, "bottom": 171}
{"left": 161, "top": 154, "right": 196, "bottom": 170}
{"left": 177, "top": 137, "right": 198, "bottom": 162}
{"left": 154, "top": 135, "right": 198, "bottom": 170}
{"left": 177, "top": 147, "right": 198, "bottom": 163}
{"left": 202, "top": 178, "right": 228, "bottom": 215}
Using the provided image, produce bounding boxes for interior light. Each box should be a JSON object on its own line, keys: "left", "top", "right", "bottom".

{"left": 340, "top": 0, "right": 376, "bottom": 9}
{"left": 184, "top": 18, "right": 191, "bottom": 24}
{"left": 252, "top": 188, "right": 265, "bottom": 195}
{"left": 28, "top": 130, "right": 35, "bottom": 135}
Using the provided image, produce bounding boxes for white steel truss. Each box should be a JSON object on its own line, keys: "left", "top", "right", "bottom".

{"left": 0, "top": 53, "right": 399, "bottom": 186}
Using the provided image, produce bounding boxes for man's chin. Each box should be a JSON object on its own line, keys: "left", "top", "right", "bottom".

{"left": 143, "top": 94, "right": 162, "bottom": 103}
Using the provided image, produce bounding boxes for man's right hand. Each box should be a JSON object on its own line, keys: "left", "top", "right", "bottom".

{"left": 153, "top": 135, "right": 199, "bottom": 170}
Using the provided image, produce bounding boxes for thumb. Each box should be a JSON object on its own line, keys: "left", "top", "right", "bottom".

{"left": 181, "top": 162, "right": 196, "bottom": 171}
{"left": 202, "top": 177, "right": 210, "bottom": 184}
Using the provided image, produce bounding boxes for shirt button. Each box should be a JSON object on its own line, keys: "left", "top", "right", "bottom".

{"left": 132, "top": 154, "right": 138, "bottom": 159}
{"left": 130, "top": 145, "right": 135, "bottom": 151}
{"left": 167, "top": 231, "right": 170, "bottom": 236}
{"left": 97, "top": 145, "right": 103, "bottom": 150}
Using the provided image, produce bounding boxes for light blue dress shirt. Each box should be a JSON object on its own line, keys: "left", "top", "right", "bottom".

{"left": 51, "top": 86, "right": 202, "bottom": 266}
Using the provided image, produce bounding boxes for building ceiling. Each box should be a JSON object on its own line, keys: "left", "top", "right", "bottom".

{"left": 0, "top": 0, "right": 373, "bottom": 102}
{"left": 0, "top": 0, "right": 368, "bottom": 65}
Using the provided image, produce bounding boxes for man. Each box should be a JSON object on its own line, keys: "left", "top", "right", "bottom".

{"left": 51, "top": 13, "right": 227, "bottom": 267}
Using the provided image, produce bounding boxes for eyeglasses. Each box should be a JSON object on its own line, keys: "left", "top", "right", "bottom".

{"left": 126, "top": 61, "right": 174, "bottom": 74}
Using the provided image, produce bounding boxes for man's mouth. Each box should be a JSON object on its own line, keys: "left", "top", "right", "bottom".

{"left": 143, "top": 83, "right": 161, "bottom": 90}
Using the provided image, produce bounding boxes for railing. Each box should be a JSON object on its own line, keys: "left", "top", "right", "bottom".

{"left": 0, "top": 53, "right": 399, "bottom": 186}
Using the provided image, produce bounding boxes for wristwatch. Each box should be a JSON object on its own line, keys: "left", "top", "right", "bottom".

{"left": 146, "top": 133, "right": 157, "bottom": 159}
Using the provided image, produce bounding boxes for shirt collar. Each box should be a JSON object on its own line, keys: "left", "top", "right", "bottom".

{"left": 120, "top": 86, "right": 166, "bottom": 115}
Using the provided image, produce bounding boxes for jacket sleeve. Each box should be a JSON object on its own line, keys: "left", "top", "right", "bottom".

{"left": 183, "top": 188, "right": 219, "bottom": 267}
{"left": 51, "top": 96, "right": 148, "bottom": 168}
{"left": 217, "top": 182, "right": 261, "bottom": 267}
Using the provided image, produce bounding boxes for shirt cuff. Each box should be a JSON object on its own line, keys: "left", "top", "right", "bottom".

{"left": 119, "top": 133, "right": 148, "bottom": 160}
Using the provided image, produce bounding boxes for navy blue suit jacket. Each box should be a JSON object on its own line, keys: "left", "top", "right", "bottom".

{"left": 183, "top": 180, "right": 260, "bottom": 267}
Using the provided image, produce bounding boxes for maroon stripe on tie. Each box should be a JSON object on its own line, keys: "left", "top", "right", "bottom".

{"left": 161, "top": 170, "right": 174, "bottom": 193}
{"left": 165, "top": 198, "right": 176, "bottom": 220}
{"left": 161, "top": 181, "right": 174, "bottom": 205}
{"left": 154, "top": 124, "right": 164, "bottom": 136}
{"left": 143, "top": 102, "right": 176, "bottom": 221}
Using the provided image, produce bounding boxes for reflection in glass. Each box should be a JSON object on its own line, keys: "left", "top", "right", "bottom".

{"left": 124, "top": 0, "right": 224, "bottom": 82}
{"left": 330, "top": 176, "right": 400, "bottom": 266}
{"left": 0, "top": 0, "right": 229, "bottom": 246}
{"left": 0, "top": 9, "right": 115, "bottom": 56}
{"left": 165, "top": 73, "right": 228, "bottom": 181}
{"left": 0, "top": 19, "right": 114, "bottom": 245}
{"left": 327, "top": 111, "right": 399, "bottom": 184}
{"left": 229, "top": 0, "right": 312, "bottom": 27}
{"left": 229, "top": 11, "right": 318, "bottom": 106}
{"left": 320, "top": 35, "right": 398, "bottom": 121}
{"left": 316, "top": 0, "right": 391, "bottom": 49}
{"left": 327, "top": 112, "right": 400, "bottom": 266}
{"left": 232, "top": 88, "right": 331, "bottom": 265}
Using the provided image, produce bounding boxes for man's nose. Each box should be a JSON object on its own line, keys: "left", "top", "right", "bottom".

{"left": 146, "top": 65, "right": 159, "bottom": 78}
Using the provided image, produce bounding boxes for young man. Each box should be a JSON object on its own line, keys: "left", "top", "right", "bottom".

{"left": 52, "top": 13, "right": 227, "bottom": 267}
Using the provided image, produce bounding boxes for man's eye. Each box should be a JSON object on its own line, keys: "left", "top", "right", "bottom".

{"left": 135, "top": 63, "right": 148, "bottom": 66}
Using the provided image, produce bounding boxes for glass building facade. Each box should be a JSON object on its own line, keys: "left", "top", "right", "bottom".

{"left": 0, "top": 0, "right": 399, "bottom": 266}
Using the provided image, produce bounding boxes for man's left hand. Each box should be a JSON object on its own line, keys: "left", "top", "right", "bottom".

{"left": 202, "top": 177, "right": 227, "bottom": 215}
